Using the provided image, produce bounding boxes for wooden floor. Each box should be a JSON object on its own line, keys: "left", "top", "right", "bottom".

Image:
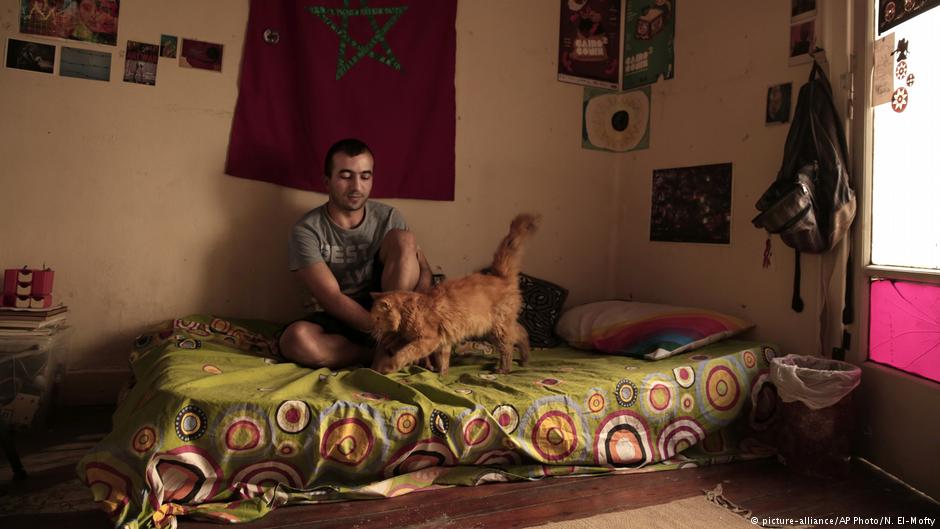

{"left": 1, "top": 406, "right": 938, "bottom": 529}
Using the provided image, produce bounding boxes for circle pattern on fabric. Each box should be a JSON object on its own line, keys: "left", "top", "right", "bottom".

{"left": 383, "top": 438, "right": 457, "bottom": 477}
{"left": 615, "top": 379, "right": 638, "bottom": 407}
{"left": 225, "top": 418, "right": 265, "bottom": 452}
{"left": 132, "top": 425, "right": 158, "bottom": 454}
{"left": 641, "top": 375, "right": 677, "bottom": 416}
{"left": 537, "top": 377, "right": 562, "bottom": 387}
{"left": 742, "top": 350, "right": 757, "bottom": 369}
{"left": 593, "top": 410, "right": 653, "bottom": 467}
{"left": 463, "top": 417, "right": 492, "bottom": 446}
{"left": 657, "top": 417, "right": 706, "bottom": 461}
{"left": 680, "top": 393, "right": 695, "bottom": 414}
{"left": 146, "top": 446, "right": 223, "bottom": 507}
{"left": 430, "top": 410, "right": 449, "bottom": 437}
{"left": 276, "top": 400, "right": 310, "bottom": 434}
{"left": 673, "top": 366, "right": 695, "bottom": 388}
{"left": 492, "top": 404, "right": 519, "bottom": 434}
{"left": 134, "top": 334, "right": 152, "bottom": 349}
{"left": 396, "top": 412, "right": 418, "bottom": 436}
{"left": 230, "top": 461, "right": 302, "bottom": 498}
{"left": 276, "top": 440, "right": 301, "bottom": 458}
{"left": 84, "top": 462, "right": 133, "bottom": 516}
{"left": 320, "top": 418, "right": 374, "bottom": 466}
{"left": 175, "top": 405, "right": 208, "bottom": 441}
{"left": 210, "top": 318, "right": 231, "bottom": 334}
{"left": 762, "top": 346, "right": 776, "bottom": 364}
{"left": 177, "top": 338, "right": 201, "bottom": 350}
{"left": 704, "top": 365, "right": 741, "bottom": 412}
{"left": 355, "top": 391, "right": 388, "bottom": 401}
{"left": 531, "top": 410, "right": 578, "bottom": 462}
{"left": 587, "top": 391, "right": 606, "bottom": 413}
{"left": 474, "top": 449, "right": 522, "bottom": 466}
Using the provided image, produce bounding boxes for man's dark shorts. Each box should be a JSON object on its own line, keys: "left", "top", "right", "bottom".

{"left": 295, "top": 310, "right": 376, "bottom": 347}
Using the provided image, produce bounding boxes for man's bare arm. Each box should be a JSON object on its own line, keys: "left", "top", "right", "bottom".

{"left": 296, "top": 262, "right": 373, "bottom": 332}
{"left": 416, "top": 248, "right": 433, "bottom": 293}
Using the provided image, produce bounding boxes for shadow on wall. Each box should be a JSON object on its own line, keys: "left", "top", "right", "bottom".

{"left": 197, "top": 172, "right": 314, "bottom": 326}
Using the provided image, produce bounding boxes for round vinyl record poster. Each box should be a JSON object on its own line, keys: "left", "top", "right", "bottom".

{"left": 582, "top": 86, "right": 650, "bottom": 152}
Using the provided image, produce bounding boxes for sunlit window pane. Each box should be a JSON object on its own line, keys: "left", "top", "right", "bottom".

{"left": 870, "top": 9, "right": 940, "bottom": 270}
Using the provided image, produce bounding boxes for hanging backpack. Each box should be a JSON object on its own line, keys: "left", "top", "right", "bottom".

{"left": 752, "top": 60, "right": 857, "bottom": 312}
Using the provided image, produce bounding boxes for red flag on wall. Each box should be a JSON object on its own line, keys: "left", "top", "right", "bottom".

{"left": 226, "top": 0, "right": 456, "bottom": 201}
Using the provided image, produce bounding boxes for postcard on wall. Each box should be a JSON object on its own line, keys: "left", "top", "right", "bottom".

{"left": 788, "top": 18, "right": 816, "bottom": 65}
{"left": 872, "top": 33, "right": 895, "bottom": 107}
{"left": 179, "top": 38, "right": 223, "bottom": 72}
{"left": 650, "top": 163, "right": 732, "bottom": 245}
{"left": 5, "top": 38, "right": 55, "bottom": 74}
{"left": 766, "top": 82, "right": 792, "bottom": 124}
{"left": 19, "top": 0, "right": 120, "bottom": 46}
{"left": 622, "top": 0, "right": 675, "bottom": 90}
{"left": 557, "top": 0, "right": 624, "bottom": 90}
{"left": 123, "top": 41, "right": 158, "bottom": 85}
{"left": 60, "top": 46, "right": 110, "bottom": 81}
{"left": 160, "top": 34, "right": 178, "bottom": 59}
{"left": 582, "top": 86, "right": 650, "bottom": 152}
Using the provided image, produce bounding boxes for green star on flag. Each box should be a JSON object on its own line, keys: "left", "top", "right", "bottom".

{"left": 307, "top": 0, "right": 408, "bottom": 80}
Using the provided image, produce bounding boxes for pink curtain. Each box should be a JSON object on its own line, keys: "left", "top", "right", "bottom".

{"left": 869, "top": 279, "right": 940, "bottom": 383}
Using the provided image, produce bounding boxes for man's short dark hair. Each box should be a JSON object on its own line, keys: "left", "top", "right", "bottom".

{"left": 324, "top": 138, "right": 372, "bottom": 177}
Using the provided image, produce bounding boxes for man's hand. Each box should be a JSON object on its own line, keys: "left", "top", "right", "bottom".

{"left": 296, "top": 262, "right": 373, "bottom": 331}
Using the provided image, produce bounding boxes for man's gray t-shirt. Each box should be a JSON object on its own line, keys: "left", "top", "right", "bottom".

{"left": 289, "top": 201, "right": 407, "bottom": 308}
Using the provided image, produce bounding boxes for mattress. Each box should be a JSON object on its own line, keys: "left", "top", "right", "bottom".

{"left": 77, "top": 314, "right": 777, "bottom": 528}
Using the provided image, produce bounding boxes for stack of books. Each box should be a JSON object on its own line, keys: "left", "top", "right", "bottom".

{"left": 0, "top": 305, "right": 69, "bottom": 337}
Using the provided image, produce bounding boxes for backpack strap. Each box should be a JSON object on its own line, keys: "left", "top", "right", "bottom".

{"left": 791, "top": 249, "right": 804, "bottom": 312}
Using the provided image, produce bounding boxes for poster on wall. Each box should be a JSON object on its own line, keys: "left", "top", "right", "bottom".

{"left": 582, "top": 86, "right": 650, "bottom": 152}
{"left": 5, "top": 38, "right": 55, "bottom": 74}
{"left": 19, "top": 0, "right": 120, "bottom": 46}
{"left": 765, "top": 82, "right": 792, "bottom": 124}
{"left": 879, "top": 0, "right": 940, "bottom": 34}
{"left": 160, "top": 35, "right": 178, "bottom": 59}
{"left": 122, "top": 41, "right": 158, "bottom": 85}
{"left": 650, "top": 163, "right": 732, "bottom": 245}
{"left": 60, "top": 46, "right": 111, "bottom": 81}
{"left": 622, "top": 0, "right": 675, "bottom": 90}
{"left": 180, "top": 38, "right": 223, "bottom": 72}
{"left": 557, "top": 0, "right": 624, "bottom": 89}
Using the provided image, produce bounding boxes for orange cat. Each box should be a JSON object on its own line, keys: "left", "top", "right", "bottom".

{"left": 370, "top": 214, "right": 539, "bottom": 375}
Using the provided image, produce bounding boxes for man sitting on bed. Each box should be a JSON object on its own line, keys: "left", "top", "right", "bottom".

{"left": 278, "top": 138, "right": 432, "bottom": 368}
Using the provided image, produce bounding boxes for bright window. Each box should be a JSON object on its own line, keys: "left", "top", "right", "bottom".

{"left": 870, "top": 7, "right": 940, "bottom": 270}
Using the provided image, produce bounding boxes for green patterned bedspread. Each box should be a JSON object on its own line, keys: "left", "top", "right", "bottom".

{"left": 77, "top": 315, "right": 778, "bottom": 528}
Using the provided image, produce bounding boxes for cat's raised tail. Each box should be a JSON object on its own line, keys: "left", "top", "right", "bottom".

{"left": 489, "top": 213, "right": 540, "bottom": 279}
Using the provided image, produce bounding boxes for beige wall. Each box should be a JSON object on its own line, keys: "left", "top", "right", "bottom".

{"left": 0, "top": 1, "right": 618, "bottom": 382}
{"left": 612, "top": 0, "right": 852, "bottom": 359}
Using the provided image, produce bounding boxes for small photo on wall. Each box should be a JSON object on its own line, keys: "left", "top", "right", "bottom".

{"left": 123, "top": 40, "right": 158, "bottom": 85}
{"left": 791, "top": 0, "right": 817, "bottom": 22}
{"left": 766, "top": 82, "right": 792, "bottom": 124}
{"left": 180, "top": 38, "right": 223, "bottom": 72}
{"left": 5, "top": 38, "right": 55, "bottom": 74}
{"left": 160, "top": 34, "right": 178, "bottom": 58}
{"left": 650, "top": 163, "right": 733, "bottom": 245}
{"left": 60, "top": 46, "right": 110, "bottom": 81}
{"left": 788, "top": 18, "right": 816, "bottom": 65}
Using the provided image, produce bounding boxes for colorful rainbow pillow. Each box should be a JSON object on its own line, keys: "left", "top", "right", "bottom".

{"left": 555, "top": 301, "right": 754, "bottom": 360}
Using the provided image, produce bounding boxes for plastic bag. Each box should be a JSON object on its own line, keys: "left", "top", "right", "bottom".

{"left": 770, "top": 354, "right": 861, "bottom": 410}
